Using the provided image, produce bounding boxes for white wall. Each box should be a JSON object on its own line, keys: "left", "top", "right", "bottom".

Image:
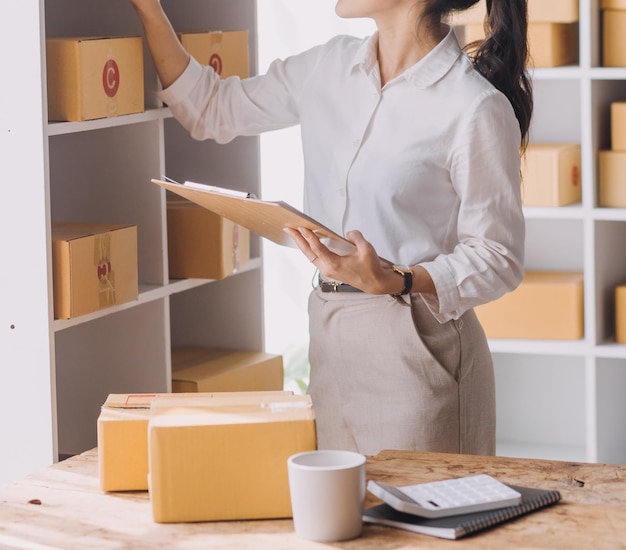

{"left": 257, "top": 2, "right": 374, "bottom": 391}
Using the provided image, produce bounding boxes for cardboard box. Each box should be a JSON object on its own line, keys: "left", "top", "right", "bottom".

{"left": 97, "top": 391, "right": 295, "bottom": 492}
{"left": 598, "top": 150, "right": 626, "bottom": 207}
{"left": 521, "top": 143, "right": 581, "bottom": 206}
{"left": 177, "top": 30, "right": 249, "bottom": 78}
{"left": 148, "top": 394, "right": 317, "bottom": 523}
{"left": 475, "top": 271, "right": 584, "bottom": 340}
{"left": 172, "top": 347, "right": 284, "bottom": 393}
{"left": 603, "top": 6, "right": 626, "bottom": 67}
{"left": 463, "top": 22, "right": 579, "bottom": 68}
{"left": 51, "top": 222, "right": 138, "bottom": 319}
{"left": 46, "top": 36, "right": 144, "bottom": 121}
{"left": 167, "top": 199, "right": 250, "bottom": 279}
{"left": 449, "top": 0, "right": 579, "bottom": 25}
{"left": 611, "top": 102, "right": 626, "bottom": 151}
{"left": 616, "top": 285, "right": 626, "bottom": 343}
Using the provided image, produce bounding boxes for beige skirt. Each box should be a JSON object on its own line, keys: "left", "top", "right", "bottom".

{"left": 307, "top": 287, "right": 495, "bottom": 457}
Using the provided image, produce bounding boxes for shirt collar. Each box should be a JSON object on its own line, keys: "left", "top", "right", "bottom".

{"left": 351, "top": 26, "right": 463, "bottom": 89}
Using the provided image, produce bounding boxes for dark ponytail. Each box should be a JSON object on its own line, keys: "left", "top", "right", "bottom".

{"left": 424, "top": 0, "right": 533, "bottom": 150}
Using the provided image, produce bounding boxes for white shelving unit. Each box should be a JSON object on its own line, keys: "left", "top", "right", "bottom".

{"left": 0, "top": 0, "right": 262, "bottom": 485}
{"left": 493, "top": 0, "right": 626, "bottom": 464}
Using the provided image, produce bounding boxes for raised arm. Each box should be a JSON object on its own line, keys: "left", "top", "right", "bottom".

{"left": 130, "top": 0, "right": 190, "bottom": 88}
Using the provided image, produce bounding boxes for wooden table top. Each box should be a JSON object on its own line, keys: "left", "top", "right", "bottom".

{"left": 0, "top": 448, "right": 625, "bottom": 549}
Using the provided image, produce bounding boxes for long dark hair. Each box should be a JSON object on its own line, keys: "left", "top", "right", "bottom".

{"left": 424, "top": 0, "right": 533, "bottom": 150}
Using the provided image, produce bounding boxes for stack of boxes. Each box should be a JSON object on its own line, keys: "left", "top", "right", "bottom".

{"left": 451, "top": 0, "right": 579, "bottom": 68}
{"left": 599, "top": 102, "right": 626, "bottom": 208}
{"left": 97, "top": 391, "right": 317, "bottom": 522}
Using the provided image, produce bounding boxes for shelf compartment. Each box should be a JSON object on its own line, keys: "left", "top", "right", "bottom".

{"left": 494, "top": 353, "right": 587, "bottom": 462}
{"left": 54, "top": 299, "right": 170, "bottom": 456}
{"left": 596, "top": 358, "right": 626, "bottom": 463}
{"left": 170, "top": 268, "right": 264, "bottom": 351}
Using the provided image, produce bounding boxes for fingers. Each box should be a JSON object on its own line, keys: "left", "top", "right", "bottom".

{"left": 283, "top": 227, "right": 323, "bottom": 264}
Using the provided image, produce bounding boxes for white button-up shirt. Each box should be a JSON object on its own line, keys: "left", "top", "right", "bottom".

{"left": 160, "top": 27, "right": 524, "bottom": 322}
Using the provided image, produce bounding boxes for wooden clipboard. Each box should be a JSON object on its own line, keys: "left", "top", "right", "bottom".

{"left": 153, "top": 179, "right": 356, "bottom": 255}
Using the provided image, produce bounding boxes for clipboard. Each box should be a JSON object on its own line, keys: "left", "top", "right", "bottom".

{"left": 153, "top": 179, "right": 356, "bottom": 256}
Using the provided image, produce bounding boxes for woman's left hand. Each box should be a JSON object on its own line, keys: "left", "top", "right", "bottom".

{"left": 283, "top": 227, "right": 400, "bottom": 295}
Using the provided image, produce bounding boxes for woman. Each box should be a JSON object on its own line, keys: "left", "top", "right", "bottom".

{"left": 130, "top": 0, "right": 532, "bottom": 456}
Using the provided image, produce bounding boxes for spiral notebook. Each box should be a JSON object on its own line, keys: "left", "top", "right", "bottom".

{"left": 362, "top": 484, "right": 561, "bottom": 540}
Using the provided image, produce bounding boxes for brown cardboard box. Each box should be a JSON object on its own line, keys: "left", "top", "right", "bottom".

{"left": 463, "top": 22, "right": 579, "bottom": 68}
{"left": 148, "top": 394, "right": 317, "bottom": 522}
{"left": 475, "top": 271, "right": 584, "bottom": 340}
{"left": 172, "top": 347, "right": 284, "bottom": 393}
{"left": 167, "top": 198, "right": 250, "bottom": 279}
{"left": 616, "top": 285, "right": 626, "bottom": 343}
{"left": 177, "top": 30, "right": 249, "bottom": 78}
{"left": 51, "top": 222, "right": 138, "bottom": 319}
{"left": 46, "top": 36, "right": 144, "bottom": 121}
{"left": 598, "top": 150, "right": 626, "bottom": 207}
{"left": 97, "top": 391, "right": 295, "bottom": 492}
{"left": 602, "top": 2, "right": 626, "bottom": 67}
{"left": 449, "top": 0, "right": 579, "bottom": 25}
{"left": 611, "top": 102, "right": 626, "bottom": 150}
{"left": 521, "top": 143, "right": 581, "bottom": 206}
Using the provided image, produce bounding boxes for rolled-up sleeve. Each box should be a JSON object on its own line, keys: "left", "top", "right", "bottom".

{"left": 420, "top": 90, "right": 525, "bottom": 322}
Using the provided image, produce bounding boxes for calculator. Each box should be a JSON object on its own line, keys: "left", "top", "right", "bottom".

{"left": 367, "top": 475, "right": 522, "bottom": 518}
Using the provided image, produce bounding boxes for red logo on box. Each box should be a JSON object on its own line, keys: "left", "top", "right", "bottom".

{"left": 97, "top": 261, "right": 112, "bottom": 280}
{"left": 209, "top": 53, "right": 223, "bottom": 75}
{"left": 102, "top": 59, "right": 120, "bottom": 97}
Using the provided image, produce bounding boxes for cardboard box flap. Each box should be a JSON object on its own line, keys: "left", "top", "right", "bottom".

{"left": 103, "top": 390, "right": 294, "bottom": 410}
{"left": 150, "top": 402, "right": 315, "bottom": 428}
{"left": 172, "top": 347, "right": 282, "bottom": 375}
{"left": 51, "top": 222, "right": 135, "bottom": 242}
{"left": 47, "top": 35, "right": 142, "bottom": 43}
{"left": 150, "top": 392, "right": 307, "bottom": 413}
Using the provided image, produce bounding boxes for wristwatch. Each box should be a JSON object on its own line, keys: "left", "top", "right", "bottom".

{"left": 391, "top": 265, "right": 413, "bottom": 297}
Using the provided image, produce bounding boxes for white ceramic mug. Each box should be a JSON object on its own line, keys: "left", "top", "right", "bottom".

{"left": 287, "top": 449, "right": 366, "bottom": 542}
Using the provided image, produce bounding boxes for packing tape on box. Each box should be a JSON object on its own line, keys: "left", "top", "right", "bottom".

{"left": 95, "top": 233, "right": 116, "bottom": 307}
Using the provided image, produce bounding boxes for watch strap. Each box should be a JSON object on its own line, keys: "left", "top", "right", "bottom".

{"left": 391, "top": 265, "right": 413, "bottom": 297}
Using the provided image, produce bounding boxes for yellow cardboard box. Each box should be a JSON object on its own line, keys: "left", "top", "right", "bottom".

{"left": 449, "top": 0, "right": 579, "bottom": 25}
{"left": 148, "top": 394, "right": 317, "bottom": 522}
{"left": 475, "top": 271, "right": 584, "bottom": 340}
{"left": 46, "top": 36, "right": 144, "bottom": 121}
{"left": 97, "top": 391, "right": 295, "bottom": 492}
{"left": 602, "top": 1, "right": 626, "bottom": 67}
{"left": 521, "top": 143, "right": 581, "bottom": 206}
{"left": 611, "top": 102, "right": 626, "bottom": 151}
{"left": 51, "top": 222, "right": 138, "bottom": 319}
{"left": 172, "top": 347, "right": 284, "bottom": 393}
{"left": 616, "top": 285, "right": 626, "bottom": 343}
{"left": 178, "top": 30, "right": 249, "bottom": 78}
{"left": 167, "top": 198, "right": 250, "bottom": 280}
{"left": 463, "top": 22, "right": 579, "bottom": 68}
{"left": 599, "top": 150, "right": 626, "bottom": 207}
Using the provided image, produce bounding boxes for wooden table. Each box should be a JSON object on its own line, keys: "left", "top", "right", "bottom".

{"left": 0, "top": 448, "right": 625, "bottom": 549}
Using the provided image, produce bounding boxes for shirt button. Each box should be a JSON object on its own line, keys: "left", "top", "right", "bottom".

{"left": 352, "top": 139, "right": 360, "bottom": 147}
{"left": 338, "top": 188, "right": 346, "bottom": 197}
